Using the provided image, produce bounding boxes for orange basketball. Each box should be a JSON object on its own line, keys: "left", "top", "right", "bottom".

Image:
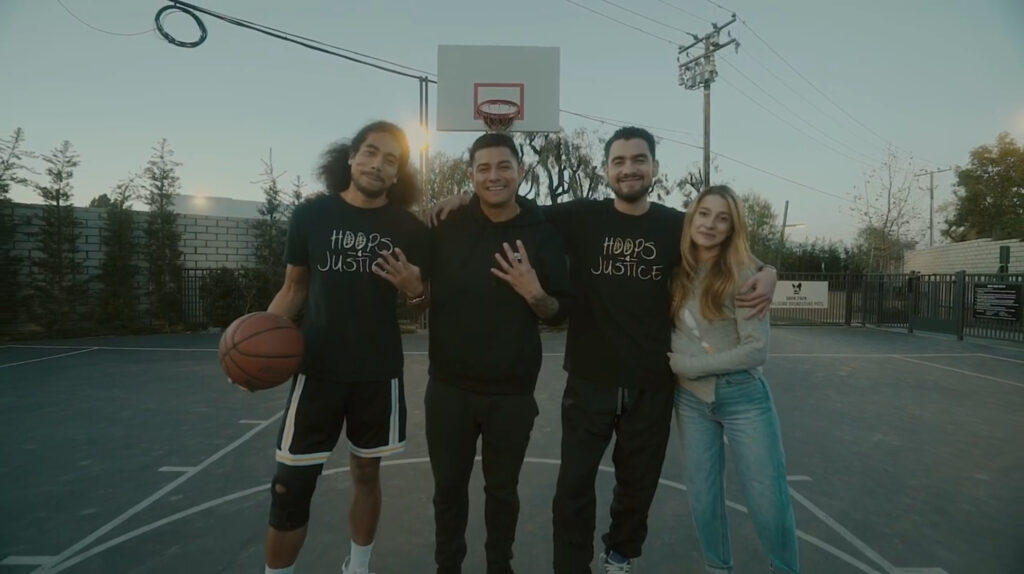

{"left": 218, "top": 312, "right": 303, "bottom": 391}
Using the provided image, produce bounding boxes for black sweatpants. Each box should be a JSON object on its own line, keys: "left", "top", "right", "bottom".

{"left": 551, "top": 376, "right": 674, "bottom": 573}
{"left": 425, "top": 379, "right": 539, "bottom": 574}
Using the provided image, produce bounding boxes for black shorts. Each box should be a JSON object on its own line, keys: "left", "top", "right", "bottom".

{"left": 274, "top": 373, "right": 407, "bottom": 466}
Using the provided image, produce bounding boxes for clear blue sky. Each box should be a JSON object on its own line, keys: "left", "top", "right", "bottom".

{"left": 2, "top": 0, "right": 1022, "bottom": 243}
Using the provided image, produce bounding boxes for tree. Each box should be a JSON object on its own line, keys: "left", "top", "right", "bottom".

{"left": 517, "top": 129, "right": 606, "bottom": 204}
{"left": 424, "top": 151, "right": 471, "bottom": 208}
{"left": 288, "top": 174, "right": 306, "bottom": 213}
{"left": 0, "top": 128, "right": 34, "bottom": 330}
{"left": 943, "top": 132, "right": 1024, "bottom": 241}
{"left": 96, "top": 177, "right": 140, "bottom": 330}
{"left": 142, "top": 139, "right": 183, "bottom": 328}
{"left": 29, "top": 140, "right": 85, "bottom": 335}
{"left": 88, "top": 194, "right": 112, "bottom": 208}
{"left": 740, "top": 192, "right": 780, "bottom": 263}
{"left": 247, "top": 150, "right": 289, "bottom": 311}
{"left": 849, "top": 149, "right": 923, "bottom": 272}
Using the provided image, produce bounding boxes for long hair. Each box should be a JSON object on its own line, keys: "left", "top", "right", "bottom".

{"left": 670, "top": 185, "right": 755, "bottom": 320}
{"left": 316, "top": 121, "right": 421, "bottom": 209}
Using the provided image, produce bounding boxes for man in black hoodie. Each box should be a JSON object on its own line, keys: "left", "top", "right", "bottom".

{"left": 426, "top": 132, "right": 573, "bottom": 574}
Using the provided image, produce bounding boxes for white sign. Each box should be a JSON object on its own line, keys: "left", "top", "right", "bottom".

{"left": 772, "top": 281, "right": 829, "bottom": 309}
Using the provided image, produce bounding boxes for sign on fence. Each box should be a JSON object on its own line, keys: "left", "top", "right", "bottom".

{"left": 973, "top": 283, "right": 1021, "bottom": 321}
{"left": 772, "top": 280, "right": 829, "bottom": 309}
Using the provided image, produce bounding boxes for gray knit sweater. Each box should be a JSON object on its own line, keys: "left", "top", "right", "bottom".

{"left": 668, "top": 266, "right": 769, "bottom": 403}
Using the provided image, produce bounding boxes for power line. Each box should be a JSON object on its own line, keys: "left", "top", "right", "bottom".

{"left": 719, "top": 59, "right": 878, "bottom": 166}
{"left": 737, "top": 48, "right": 886, "bottom": 156}
{"left": 718, "top": 75, "right": 874, "bottom": 168}
{"left": 737, "top": 18, "right": 936, "bottom": 165}
{"left": 564, "top": 109, "right": 865, "bottom": 207}
{"left": 57, "top": 0, "right": 154, "bottom": 36}
{"left": 703, "top": 0, "right": 735, "bottom": 14}
{"left": 654, "top": 0, "right": 713, "bottom": 24}
{"left": 561, "top": 110, "right": 698, "bottom": 137}
{"left": 563, "top": 0, "right": 677, "bottom": 45}
{"left": 595, "top": 0, "right": 696, "bottom": 38}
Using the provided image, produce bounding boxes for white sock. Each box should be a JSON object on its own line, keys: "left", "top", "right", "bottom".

{"left": 349, "top": 540, "right": 374, "bottom": 571}
{"left": 265, "top": 565, "right": 294, "bottom": 574}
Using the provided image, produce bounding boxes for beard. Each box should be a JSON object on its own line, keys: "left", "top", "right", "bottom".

{"left": 610, "top": 181, "right": 651, "bottom": 203}
{"left": 352, "top": 173, "right": 389, "bottom": 199}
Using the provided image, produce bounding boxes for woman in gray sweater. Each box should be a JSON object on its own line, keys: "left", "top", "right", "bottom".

{"left": 667, "top": 186, "right": 799, "bottom": 574}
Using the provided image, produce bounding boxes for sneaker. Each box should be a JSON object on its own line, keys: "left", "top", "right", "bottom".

{"left": 341, "top": 556, "right": 373, "bottom": 574}
{"left": 599, "top": 552, "right": 634, "bottom": 573}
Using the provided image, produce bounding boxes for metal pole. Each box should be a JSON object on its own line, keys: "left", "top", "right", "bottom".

{"left": 929, "top": 171, "right": 934, "bottom": 247}
{"left": 776, "top": 199, "right": 789, "bottom": 268}
{"left": 703, "top": 39, "right": 711, "bottom": 187}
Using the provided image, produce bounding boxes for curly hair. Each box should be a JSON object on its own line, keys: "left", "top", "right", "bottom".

{"left": 316, "top": 121, "right": 421, "bottom": 209}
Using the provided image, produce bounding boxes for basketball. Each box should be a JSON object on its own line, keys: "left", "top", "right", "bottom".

{"left": 218, "top": 312, "right": 303, "bottom": 391}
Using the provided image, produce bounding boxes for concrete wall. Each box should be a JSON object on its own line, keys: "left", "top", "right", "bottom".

{"left": 11, "top": 202, "right": 260, "bottom": 273}
{"left": 6, "top": 202, "right": 264, "bottom": 334}
{"left": 903, "top": 238, "right": 1023, "bottom": 274}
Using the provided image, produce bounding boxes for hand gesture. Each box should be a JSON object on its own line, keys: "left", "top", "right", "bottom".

{"left": 491, "top": 240, "right": 544, "bottom": 302}
{"left": 372, "top": 248, "right": 424, "bottom": 297}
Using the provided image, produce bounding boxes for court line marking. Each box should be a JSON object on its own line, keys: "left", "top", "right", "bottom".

{"left": 0, "top": 348, "right": 97, "bottom": 369}
{"left": 976, "top": 353, "right": 1024, "bottom": 365}
{"left": 239, "top": 419, "right": 268, "bottom": 424}
{"left": 893, "top": 356, "right": 1024, "bottom": 389}
{"left": 158, "top": 467, "right": 196, "bottom": 473}
{"left": 5, "top": 345, "right": 215, "bottom": 352}
{"left": 30, "top": 412, "right": 283, "bottom": 574}
{"left": 37, "top": 458, "right": 930, "bottom": 574}
{"left": 787, "top": 475, "right": 813, "bottom": 482}
{"left": 0, "top": 556, "right": 56, "bottom": 566}
{"left": 788, "top": 487, "right": 949, "bottom": 574}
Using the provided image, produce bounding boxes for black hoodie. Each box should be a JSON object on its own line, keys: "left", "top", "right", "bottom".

{"left": 428, "top": 195, "right": 573, "bottom": 395}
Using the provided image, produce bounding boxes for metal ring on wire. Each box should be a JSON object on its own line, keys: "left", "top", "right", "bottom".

{"left": 155, "top": 4, "right": 208, "bottom": 48}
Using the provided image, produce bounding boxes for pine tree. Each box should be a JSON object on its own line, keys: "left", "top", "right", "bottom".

{"left": 97, "top": 177, "right": 140, "bottom": 330}
{"left": 142, "top": 139, "right": 183, "bottom": 328}
{"left": 30, "top": 140, "right": 84, "bottom": 335}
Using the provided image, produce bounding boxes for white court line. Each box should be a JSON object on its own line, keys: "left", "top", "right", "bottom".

{"left": 158, "top": 466, "right": 196, "bottom": 473}
{"left": 0, "top": 348, "right": 97, "bottom": 369}
{"left": 239, "top": 419, "right": 268, "bottom": 424}
{"left": 977, "top": 353, "right": 1024, "bottom": 365}
{"left": 0, "top": 556, "right": 56, "bottom": 566}
{"left": 789, "top": 486, "right": 949, "bottom": 574}
{"left": 6, "top": 344, "right": 215, "bottom": 352}
{"left": 30, "top": 412, "right": 282, "bottom": 574}
{"left": 894, "top": 356, "right": 1024, "bottom": 389}
{"left": 787, "top": 475, "right": 813, "bottom": 481}
{"left": 34, "top": 458, "right": 896, "bottom": 574}
{"left": 771, "top": 353, "right": 976, "bottom": 357}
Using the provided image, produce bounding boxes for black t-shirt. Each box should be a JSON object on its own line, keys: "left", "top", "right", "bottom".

{"left": 285, "top": 193, "right": 430, "bottom": 382}
{"left": 543, "top": 199, "right": 683, "bottom": 390}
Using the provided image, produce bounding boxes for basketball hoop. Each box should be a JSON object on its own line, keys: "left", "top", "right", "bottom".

{"left": 476, "top": 99, "right": 521, "bottom": 132}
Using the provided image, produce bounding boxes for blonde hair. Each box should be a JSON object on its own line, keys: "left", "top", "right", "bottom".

{"left": 670, "top": 185, "right": 755, "bottom": 320}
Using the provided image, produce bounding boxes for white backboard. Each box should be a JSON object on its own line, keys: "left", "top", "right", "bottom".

{"left": 436, "top": 45, "right": 560, "bottom": 132}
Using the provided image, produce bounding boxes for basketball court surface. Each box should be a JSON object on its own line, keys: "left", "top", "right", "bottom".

{"left": 1, "top": 326, "right": 1021, "bottom": 573}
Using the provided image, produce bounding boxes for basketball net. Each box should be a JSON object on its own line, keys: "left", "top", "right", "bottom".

{"left": 476, "top": 99, "right": 521, "bottom": 133}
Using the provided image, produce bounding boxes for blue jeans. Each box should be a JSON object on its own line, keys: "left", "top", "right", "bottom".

{"left": 674, "top": 370, "right": 800, "bottom": 574}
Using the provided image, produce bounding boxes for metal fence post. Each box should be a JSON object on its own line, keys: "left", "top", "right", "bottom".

{"left": 955, "top": 270, "right": 966, "bottom": 341}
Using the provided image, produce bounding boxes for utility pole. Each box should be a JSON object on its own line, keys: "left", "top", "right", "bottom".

{"left": 913, "top": 167, "right": 952, "bottom": 247}
{"left": 776, "top": 200, "right": 789, "bottom": 268}
{"left": 678, "top": 15, "right": 738, "bottom": 188}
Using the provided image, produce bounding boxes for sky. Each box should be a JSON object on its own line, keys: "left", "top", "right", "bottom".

{"left": 2, "top": 0, "right": 1022, "bottom": 244}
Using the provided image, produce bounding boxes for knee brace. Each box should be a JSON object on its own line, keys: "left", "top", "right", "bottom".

{"left": 268, "top": 464, "right": 321, "bottom": 531}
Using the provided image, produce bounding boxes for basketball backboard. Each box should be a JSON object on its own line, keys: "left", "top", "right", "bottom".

{"left": 436, "top": 45, "right": 560, "bottom": 133}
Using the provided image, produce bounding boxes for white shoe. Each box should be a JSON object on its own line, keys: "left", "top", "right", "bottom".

{"left": 599, "top": 552, "right": 634, "bottom": 573}
{"left": 341, "top": 556, "right": 373, "bottom": 574}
